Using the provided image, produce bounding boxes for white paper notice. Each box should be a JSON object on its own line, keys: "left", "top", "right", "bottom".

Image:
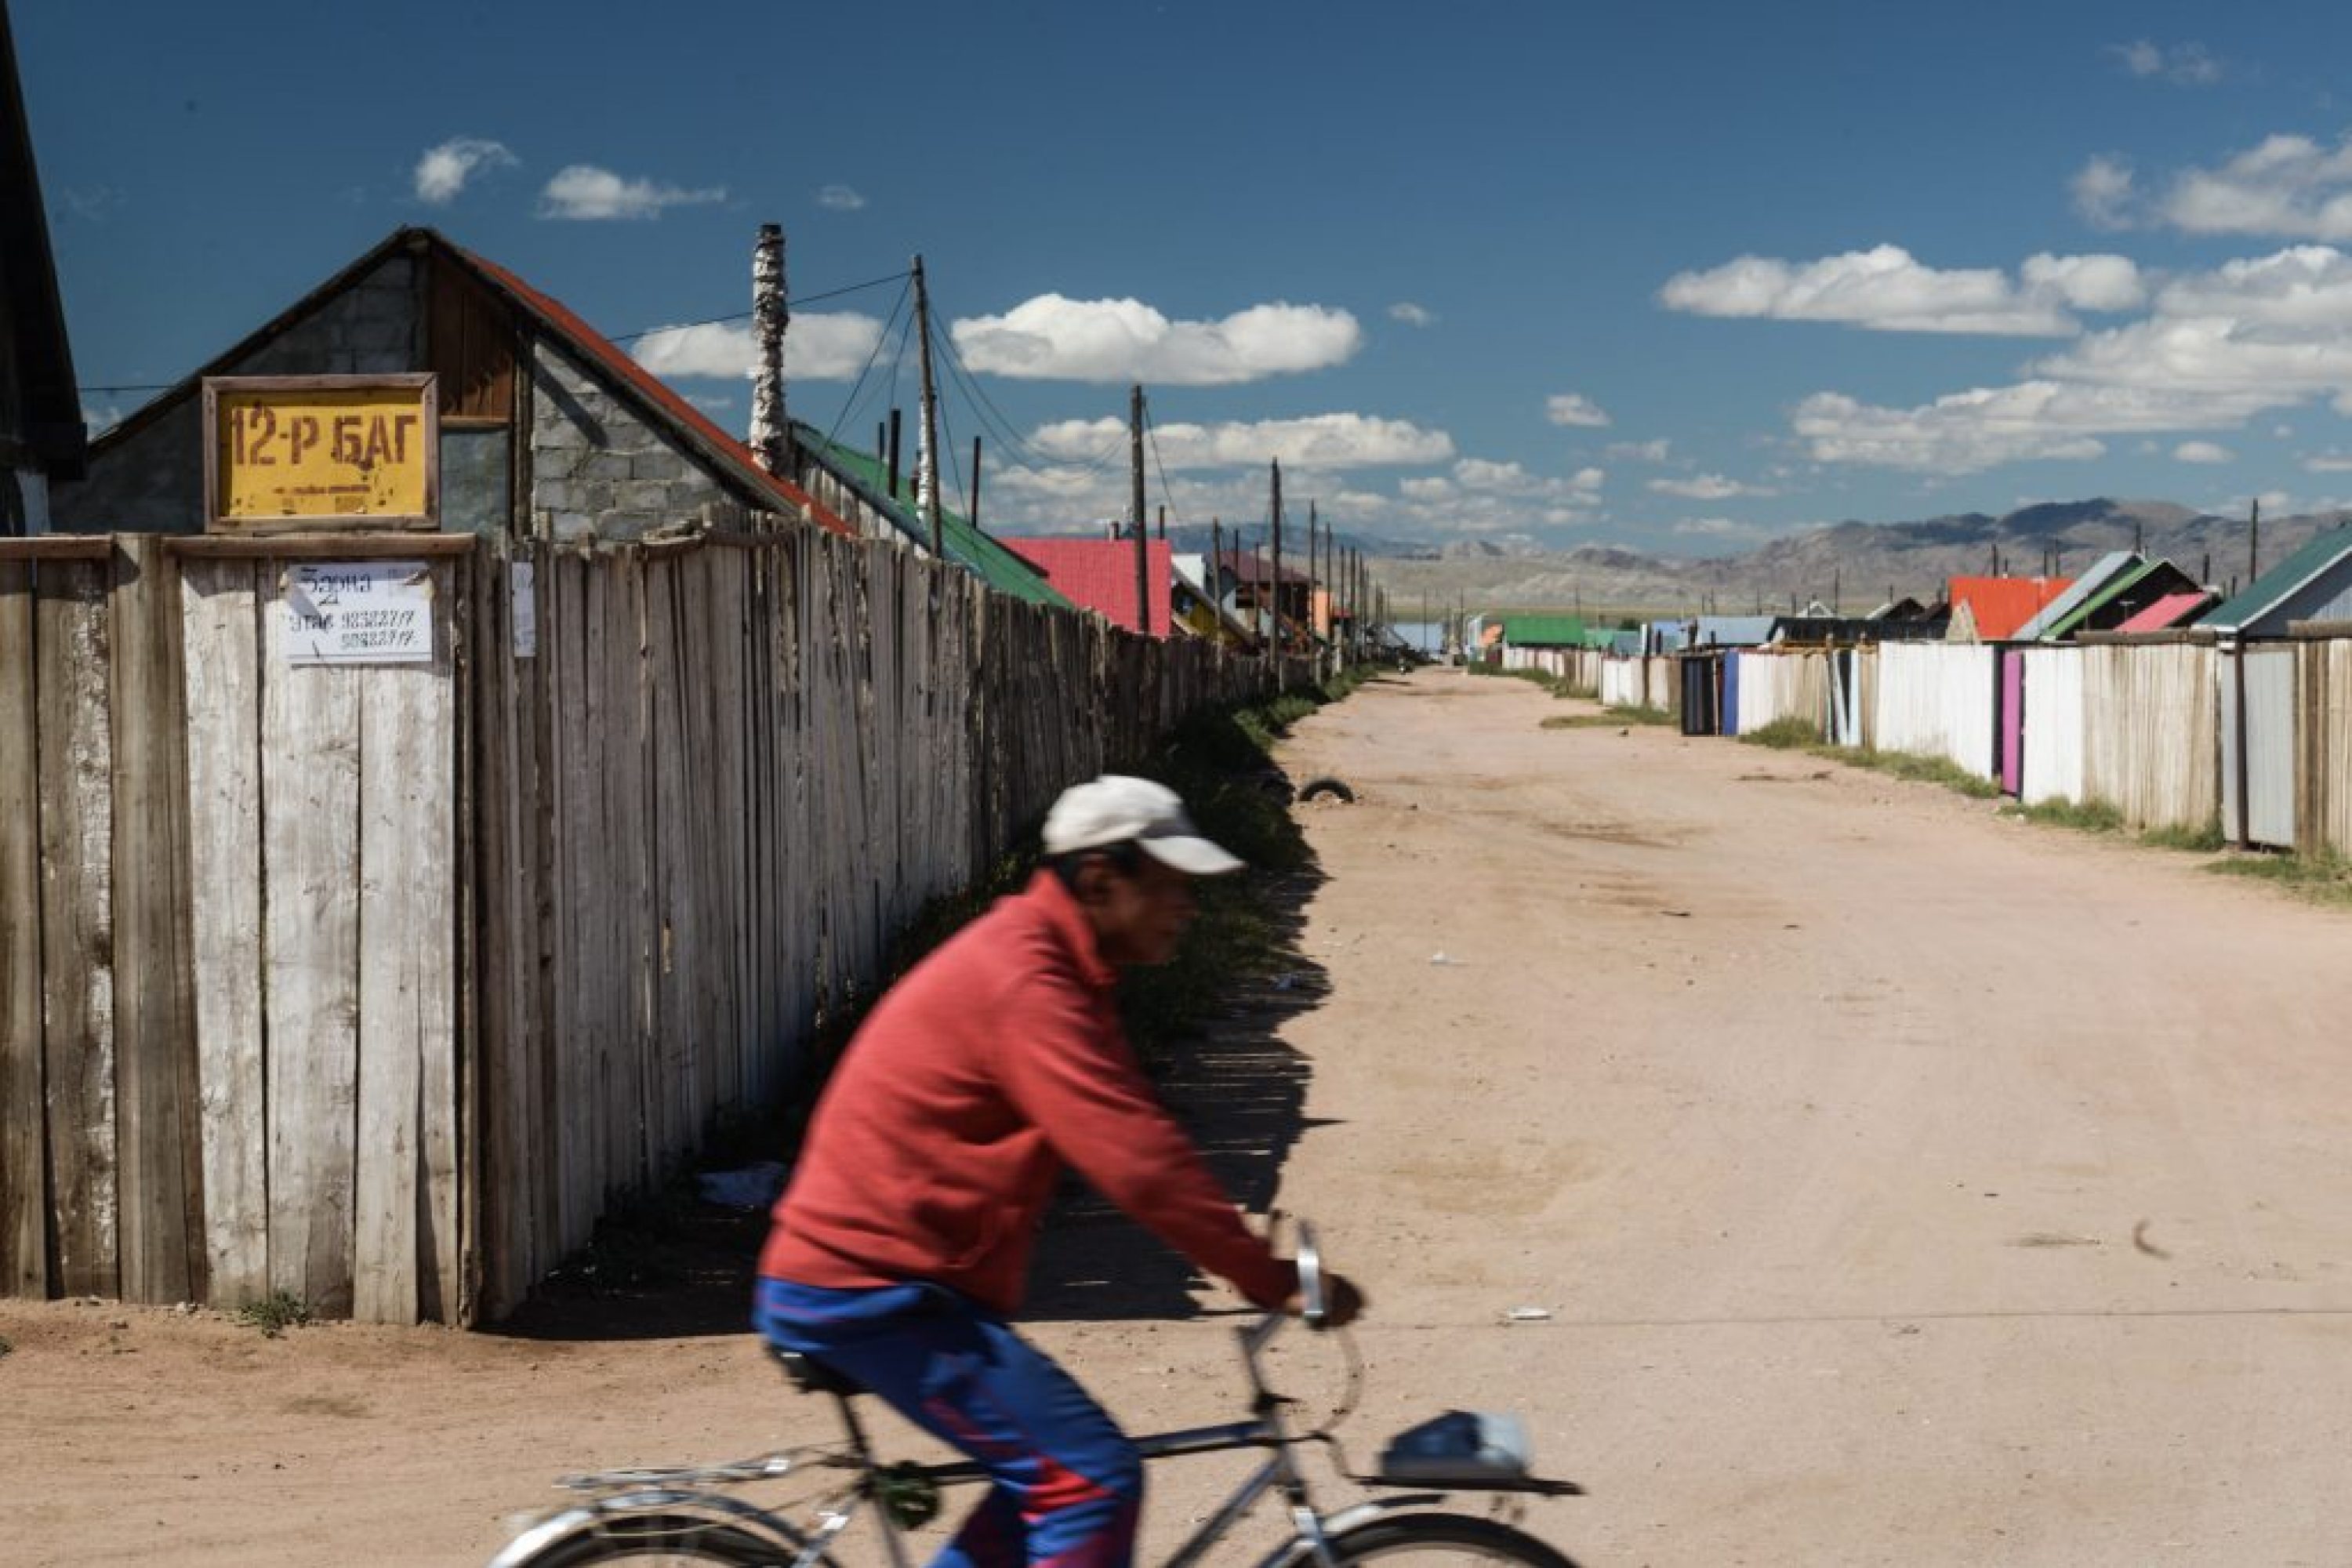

{"left": 511, "top": 561, "right": 538, "bottom": 659}
{"left": 280, "top": 561, "right": 434, "bottom": 665}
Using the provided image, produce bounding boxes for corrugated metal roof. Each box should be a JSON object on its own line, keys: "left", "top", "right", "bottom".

{"left": 1500, "top": 614, "right": 1588, "bottom": 646}
{"left": 1947, "top": 575, "right": 2073, "bottom": 639}
{"left": 1001, "top": 536, "right": 1171, "bottom": 633}
{"left": 2042, "top": 557, "right": 2198, "bottom": 638}
{"left": 2114, "top": 590, "right": 2215, "bottom": 633}
{"left": 791, "top": 427, "right": 1072, "bottom": 607}
{"left": 2200, "top": 525, "right": 2352, "bottom": 634}
{"left": 2011, "top": 551, "right": 2139, "bottom": 641}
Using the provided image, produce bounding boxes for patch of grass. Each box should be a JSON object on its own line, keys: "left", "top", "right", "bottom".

{"left": 1541, "top": 704, "right": 1675, "bottom": 730}
{"left": 2002, "top": 797, "right": 2128, "bottom": 834}
{"left": 2203, "top": 850, "right": 2352, "bottom": 906}
{"left": 2142, "top": 821, "right": 2227, "bottom": 853}
{"left": 1814, "top": 745, "right": 2003, "bottom": 799}
{"left": 1738, "top": 717, "right": 1821, "bottom": 750}
{"left": 234, "top": 1290, "right": 313, "bottom": 1338}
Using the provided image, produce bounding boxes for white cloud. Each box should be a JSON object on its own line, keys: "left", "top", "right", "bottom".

{"left": 1648, "top": 473, "right": 1773, "bottom": 500}
{"left": 952, "top": 295, "right": 1361, "bottom": 384}
{"left": 415, "top": 137, "right": 517, "bottom": 205}
{"left": 2155, "top": 134, "right": 2352, "bottom": 240}
{"left": 1544, "top": 392, "right": 1611, "bottom": 427}
{"left": 1388, "top": 302, "right": 1436, "bottom": 328}
{"left": 2073, "top": 155, "right": 2138, "bottom": 229}
{"left": 1658, "top": 245, "right": 2141, "bottom": 336}
{"left": 1031, "top": 412, "right": 1450, "bottom": 469}
{"left": 1605, "top": 437, "right": 1671, "bottom": 463}
{"left": 2303, "top": 452, "right": 2352, "bottom": 473}
{"left": 539, "top": 164, "right": 726, "bottom": 220}
{"left": 1788, "top": 244, "right": 2352, "bottom": 475}
{"left": 2111, "top": 39, "right": 2223, "bottom": 85}
{"left": 630, "top": 313, "right": 887, "bottom": 381}
{"left": 818, "top": 184, "right": 866, "bottom": 211}
{"left": 2174, "top": 441, "right": 2234, "bottom": 463}
{"left": 1671, "top": 516, "right": 1773, "bottom": 541}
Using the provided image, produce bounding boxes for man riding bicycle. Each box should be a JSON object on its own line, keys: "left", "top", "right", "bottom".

{"left": 755, "top": 774, "right": 1363, "bottom": 1568}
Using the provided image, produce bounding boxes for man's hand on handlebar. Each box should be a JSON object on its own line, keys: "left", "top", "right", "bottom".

{"left": 1287, "top": 1270, "right": 1367, "bottom": 1328}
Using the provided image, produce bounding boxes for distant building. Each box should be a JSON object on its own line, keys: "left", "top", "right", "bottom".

{"left": 2198, "top": 526, "right": 2352, "bottom": 638}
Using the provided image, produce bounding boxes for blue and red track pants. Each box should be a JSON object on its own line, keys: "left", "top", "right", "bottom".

{"left": 754, "top": 1277, "right": 1142, "bottom": 1568}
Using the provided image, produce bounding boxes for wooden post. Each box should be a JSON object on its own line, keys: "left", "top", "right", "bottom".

{"left": 1269, "top": 459, "right": 1284, "bottom": 661}
{"left": 913, "top": 256, "right": 945, "bottom": 557}
{"left": 1131, "top": 385, "right": 1149, "bottom": 637}
{"left": 969, "top": 436, "right": 982, "bottom": 532}
{"left": 886, "top": 409, "right": 903, "bottom": 507}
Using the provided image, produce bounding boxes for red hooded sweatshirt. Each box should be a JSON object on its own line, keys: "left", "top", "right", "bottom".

{"left": 759, "top": 870, "right": 1296, "bottom": 1316}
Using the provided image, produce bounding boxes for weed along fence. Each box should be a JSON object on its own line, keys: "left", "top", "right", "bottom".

{"left": 1601, "top": 631, "right": 2352, "bottom": 854}
{"left": 3, "top": 529, "right": 1300, "bottom": 1327}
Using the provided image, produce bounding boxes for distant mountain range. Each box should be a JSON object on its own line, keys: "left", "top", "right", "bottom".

{"left": 1321, "top": 499, "right": 2352, "bottom": 615}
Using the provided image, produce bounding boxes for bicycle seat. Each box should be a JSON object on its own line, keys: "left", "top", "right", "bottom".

{"left": 769, "top": 1345, "right": 865, "bottom": 1397}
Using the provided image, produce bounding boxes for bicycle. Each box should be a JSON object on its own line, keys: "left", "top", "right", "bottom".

{"left": 487, "top": 1225, "right": 1588, "bottom": 1567}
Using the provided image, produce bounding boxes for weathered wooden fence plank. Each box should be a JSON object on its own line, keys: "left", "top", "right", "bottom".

{"left": 37, "top": 557, "right": 118, "bottom": 1298}
{"left": 179, "top": 558, "right": 267, "bottom": 1305}
{"left": 350, "top": 565, "right": 459, "bottom": 1324}
{"left": 260, "top": 590, "right": 364, "bottom": 1318}
{"left": 0, "top": 558, "right": 45, "bottom": 1298}
{"left": 109, "top": 535, "right": 202, "bottom": 1304}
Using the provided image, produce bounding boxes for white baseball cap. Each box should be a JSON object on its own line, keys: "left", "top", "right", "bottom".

{"left": 1042, "top": 775, "right": 1244, "bottom": 877}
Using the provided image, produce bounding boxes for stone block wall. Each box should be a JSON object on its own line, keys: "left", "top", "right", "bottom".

{"left": 527, "top": 343, "right": 736, "bottom": 543}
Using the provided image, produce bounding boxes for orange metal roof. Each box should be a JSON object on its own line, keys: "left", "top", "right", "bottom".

{"left": 1947, "top": 575, "right": 2073, "bottom": 640}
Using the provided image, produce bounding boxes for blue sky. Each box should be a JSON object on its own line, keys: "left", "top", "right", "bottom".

{"left": 24, "top": 1, "right": 2352, "bottom": 554}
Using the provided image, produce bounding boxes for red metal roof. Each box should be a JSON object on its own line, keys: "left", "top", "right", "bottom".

{"left": 1001, "top": 537, "right": 1173, "bottom": 636}
{"left": 1948, "top": 575, "right": 2073, "bottom": 640}
{"left": 2114, "top": 590, "right": 2214, "bottom": 633}
{"left": 457, "top": 244, "right": 855, "bottom": 539}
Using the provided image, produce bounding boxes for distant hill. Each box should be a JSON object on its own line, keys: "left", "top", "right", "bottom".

{"left": 1367, "top": 499, "right": 2352, "bottom": 615}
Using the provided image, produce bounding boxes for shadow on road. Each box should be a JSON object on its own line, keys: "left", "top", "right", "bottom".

{"left": 488, "top": 853, "right": 1335, "bottom": 1341}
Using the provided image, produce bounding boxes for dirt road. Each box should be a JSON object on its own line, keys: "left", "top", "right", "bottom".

{"left": 7, "top": 670, "right": 2351, "bottom": 1566}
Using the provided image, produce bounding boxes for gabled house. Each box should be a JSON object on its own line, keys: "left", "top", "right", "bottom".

{"left": 2009, "top": 553, "right": 2142, "bottom": 641}
{"left": 2198, "top": 526, "right": 2352, "bottom": 638}
{"left": 1209, "top": 546, "right": 1312, "bottom": 644}
{"left": 1, "top": 3, "right": 85, "bottom": 534}
{"left": 2036, "top": 557, "right": 2203, "bottom": 640}
{"left": 51, "top": 227, "right": 855, "bottom": 544}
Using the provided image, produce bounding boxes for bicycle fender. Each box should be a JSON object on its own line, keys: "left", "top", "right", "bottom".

{"left": 1251, "top": 1496, "right": 1450, "bottom": 1568}
{"left": 484, "top": 1489, "right": 800, "bottom": 1568}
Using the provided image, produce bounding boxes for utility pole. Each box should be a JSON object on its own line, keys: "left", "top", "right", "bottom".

{"left": 1308, "top": 501, "right": 1320, "bottom": 646}
{"left": 1269, "top": 460, "right": 1285, "bottom": 666}
{"left": 912, "top": 256, "right": 945, "bottom": 557}
{"left": 969, "top": 437, "right": 982, "bottom": 532}
{"left": 2249, "top": 495, "right": 2262, "bottom": 584}
{"left": 1130, "top": 384, "right": 1149, "bottom": 636}
{"left": 1210, "top": 517, "right": 1223, "bottom": 623}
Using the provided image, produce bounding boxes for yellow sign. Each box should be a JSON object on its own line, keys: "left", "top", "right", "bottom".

{"left": 205, "top": 375, "right": 438, "bottom": 532}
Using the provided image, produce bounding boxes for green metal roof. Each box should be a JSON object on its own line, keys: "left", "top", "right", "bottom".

{"left": 2201, "top": 525, "right": 2352, "bottom": 633}
{"left": 1499, "top": 614, "right": 1588, "bottom": 646}
{"left": 793, "top": 426, "right": 1074, "bottom": 609}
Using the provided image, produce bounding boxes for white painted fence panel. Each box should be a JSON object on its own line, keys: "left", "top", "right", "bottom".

{"left": 1872, "top": 642, "right": 1995, "bottom": 776}
{"left": 2019, "top": 648, "right": 2084, "bottom": 807}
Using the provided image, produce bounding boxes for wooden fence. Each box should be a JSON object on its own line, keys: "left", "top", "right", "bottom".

{"left": 3, "top": 528, "right": 1304, "bottom": 1324}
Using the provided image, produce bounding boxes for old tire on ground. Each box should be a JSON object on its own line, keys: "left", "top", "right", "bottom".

{"left": 1298, "top": 775, "right": 1356, "bottom": 804}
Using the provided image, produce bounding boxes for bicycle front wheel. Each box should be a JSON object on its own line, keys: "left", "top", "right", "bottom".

{"left": 1327, "top": 1511, "right": 1582, "bottom": 1568}
{"left": 499, "top": 1509, "right": 803, "bottom": 1566}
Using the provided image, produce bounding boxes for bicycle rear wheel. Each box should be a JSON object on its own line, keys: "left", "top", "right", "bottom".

{"left": 502, "top": 1509, "right": 800, "bottom": 1566}
{"left": 1327, "top": 1511, "right": 1582, "bottom": 1568}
